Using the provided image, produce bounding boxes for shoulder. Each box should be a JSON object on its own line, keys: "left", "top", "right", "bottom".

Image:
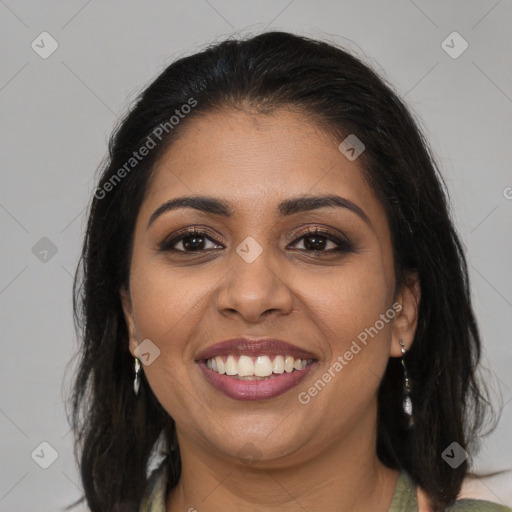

{"left": 445, "top": 499, "right": 512, "bottom": 511}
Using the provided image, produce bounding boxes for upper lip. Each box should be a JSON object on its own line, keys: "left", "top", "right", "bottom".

{"left": 195, "top": 337, "right": 318, "bottom": 361}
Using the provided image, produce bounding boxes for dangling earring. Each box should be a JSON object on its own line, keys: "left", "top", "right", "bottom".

{"left": 399, "top": 339, "right": 414, "bottom": 428}
{"left": 133, "top": 357, "right": 141, "bottom": 396}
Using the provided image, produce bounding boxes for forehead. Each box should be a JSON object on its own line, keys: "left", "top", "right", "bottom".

{"left": 140, "top": 107, "right": 387, "bottom": 227}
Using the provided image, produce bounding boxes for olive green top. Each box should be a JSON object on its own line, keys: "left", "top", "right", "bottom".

{"left": 139, "top": 458, "right": 512, "bottom": 511}
{"left": 389, "top": 471, "right": 511, "bottom": 512}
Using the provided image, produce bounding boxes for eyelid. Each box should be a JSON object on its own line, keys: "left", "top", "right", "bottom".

{"left": 291, "top": 225, "right": 352, "bottom": 244}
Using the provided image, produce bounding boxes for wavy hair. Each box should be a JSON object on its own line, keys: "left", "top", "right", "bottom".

{"left": 64, "top": 31, "right": 497, "bottom": 512}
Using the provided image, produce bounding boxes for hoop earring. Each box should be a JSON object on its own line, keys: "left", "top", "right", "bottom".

{"left": 399, "top": 340, "right": 414, "bottom": 428}
{"left": 134, "top": 357, "right": 141, "bottom": 396}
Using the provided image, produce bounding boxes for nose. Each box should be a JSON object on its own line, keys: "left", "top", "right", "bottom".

{"left": 216, "top": 241, "right": 294, "bottom": 323}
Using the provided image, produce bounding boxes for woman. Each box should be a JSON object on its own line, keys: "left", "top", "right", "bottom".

{"left": 66, "top": 31, "right": 511, "bottom": 511}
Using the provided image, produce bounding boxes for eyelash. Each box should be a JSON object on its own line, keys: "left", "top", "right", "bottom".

{"left": 158, "top": 227, "right": 354, "bottom": 255}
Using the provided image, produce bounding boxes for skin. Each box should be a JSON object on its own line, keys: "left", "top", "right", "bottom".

{"left": 121, "top": 107, "right": 422, "bottom": 511}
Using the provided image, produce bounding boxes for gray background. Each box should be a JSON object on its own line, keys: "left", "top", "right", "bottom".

{"left": 1, "top": 1, "right": 511, "bottom": 510}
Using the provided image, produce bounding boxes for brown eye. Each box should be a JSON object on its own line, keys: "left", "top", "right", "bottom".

{"left": 159, "top": 229, "right": 223, "bottom": 252}
{"left": 289, "top": 228, "right": 355, "bottom": 254}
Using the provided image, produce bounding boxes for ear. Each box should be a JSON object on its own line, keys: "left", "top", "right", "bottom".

{"left": 390, "top": 271, "right": 421, "bottom": 357}
{"left": 120, "top": 286, "right": 139, "bottom": 358}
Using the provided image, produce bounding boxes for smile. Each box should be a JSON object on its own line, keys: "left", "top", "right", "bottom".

{"left": 195, "top": 337, "right": 318, "bottom": 401}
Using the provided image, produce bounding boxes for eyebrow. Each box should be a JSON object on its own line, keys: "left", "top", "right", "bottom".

{"left": 147, "top": 194, "right": 371, "bottom": 229}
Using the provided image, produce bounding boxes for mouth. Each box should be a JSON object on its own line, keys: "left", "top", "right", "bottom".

{"left": 195, "top": 338, "right": 318, "bottom": 401}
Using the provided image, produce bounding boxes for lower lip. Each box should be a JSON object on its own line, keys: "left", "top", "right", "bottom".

{"left": 197, "top": 361, "right": 316, "bottom": 401}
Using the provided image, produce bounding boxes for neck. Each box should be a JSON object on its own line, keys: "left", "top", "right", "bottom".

{"left": 166, "top": 413, "right": 400, "bottom": 512}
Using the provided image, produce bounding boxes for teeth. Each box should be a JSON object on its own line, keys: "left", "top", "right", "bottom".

{"left": 205, "top": 355, "right": 313, "bottom": 377}
{"left": 284, "top": 355, "right": 294, "bottom": 373}
{"left": 215, "top": 356, "right": 225, "bottom": 374}
{"left": 225, "top": 355, "right": 237, "bottom": 376}
{"left": 254, "top": 356, "right": 273, "bottom": 377}
{"left": 238, "top": 355, "right": 254, "bottom": 377}
{"left": 272, "top": 355, "right": 284, "bottom": 374}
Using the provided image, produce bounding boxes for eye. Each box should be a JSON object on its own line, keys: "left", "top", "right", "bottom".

{"left": 158, "top": 227, "right": 354, "bottom": 255}
{"left": 158, "top": 228, "right": 223, "bottom": 253}
{"left": 289, "top": 228, "right": 354, "bottom": 254}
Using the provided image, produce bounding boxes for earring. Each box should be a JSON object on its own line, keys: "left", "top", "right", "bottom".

{"left": 133, "top": 357, "right": 141, "bottom": 396}
{"left": 399, "top": 340, "right": 414, "bottom": 428}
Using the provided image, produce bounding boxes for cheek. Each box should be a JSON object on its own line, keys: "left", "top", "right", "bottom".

{"left": 129, "top": 257, "right": 209, "bottom": 345}
{"left": 299, "top": 257, "right": 393, "bottom": 398}
{"left": 305, "top": 259, "right": 392, "bottom": 343}
{"left": 127, "top": 261, "right": 213, "bottom": 416}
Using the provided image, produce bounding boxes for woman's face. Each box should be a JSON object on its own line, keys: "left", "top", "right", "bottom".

{"left": 121, "top": 107, "right": 418, "bottom": 466}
